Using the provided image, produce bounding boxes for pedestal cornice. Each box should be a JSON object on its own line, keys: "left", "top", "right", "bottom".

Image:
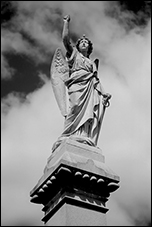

{"left": 30, "top": 138, "right": 120, "bottom": 224}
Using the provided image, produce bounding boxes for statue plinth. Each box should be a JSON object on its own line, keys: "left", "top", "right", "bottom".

{"left": 30, "top": 139, "right": 120, "bottom": 226}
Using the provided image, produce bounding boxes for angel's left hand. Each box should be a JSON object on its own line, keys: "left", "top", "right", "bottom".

{"left": 103, "top": 93, "right": 112, "bottom": 100}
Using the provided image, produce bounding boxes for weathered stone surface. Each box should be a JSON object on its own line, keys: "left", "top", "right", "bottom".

{"left": 30, "top": 138, "right": 119, "bottom": 196}
{"left": 30, "top": 139, "right": 120, "bottom": 225}
{"left": 45, "top": 203, "right": 107, "bottom": 226}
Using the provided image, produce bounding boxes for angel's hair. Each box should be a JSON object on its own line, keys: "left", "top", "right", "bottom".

{"left": 76, "top": 34, "right": 93, "bottom": 57}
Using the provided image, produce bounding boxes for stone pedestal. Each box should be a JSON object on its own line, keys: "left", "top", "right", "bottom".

{"left": 30, "top": 138, "right": 120, "bottom": 226}
{"left": 46, "top": 203, "right": 107, "bottom": 226}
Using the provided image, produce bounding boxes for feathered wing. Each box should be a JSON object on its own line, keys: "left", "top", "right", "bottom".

{"left": 50, "top": 48, "right": 69, "bottom": 117}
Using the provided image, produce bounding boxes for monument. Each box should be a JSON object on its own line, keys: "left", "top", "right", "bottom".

{"left": 30, "top": 15, "right": 120, "bottom": 226}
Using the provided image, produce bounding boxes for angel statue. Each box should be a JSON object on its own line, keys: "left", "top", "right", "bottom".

{"left": 50, "top": 15, "right": 111, "bottom": 152}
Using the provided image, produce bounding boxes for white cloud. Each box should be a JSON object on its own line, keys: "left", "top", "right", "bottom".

{"left": 1, "top": 81, "right": 63, "bottom": 225}
{"left": 1, "top": 29, "right": 48, "bottom": 79}
{"left": 1, "top": 1, "right": 63, "bottom": 79}
{"left": 1, "top": 54, "right": 16, "bottom": 79}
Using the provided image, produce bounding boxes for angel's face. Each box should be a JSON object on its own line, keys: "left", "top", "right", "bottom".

{"left": 79, "top": 39, "right": 89, "bottom": 53}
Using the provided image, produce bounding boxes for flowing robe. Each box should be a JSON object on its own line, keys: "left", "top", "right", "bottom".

{"left": 53, "top": 47, "right": 104, "bottom": 148}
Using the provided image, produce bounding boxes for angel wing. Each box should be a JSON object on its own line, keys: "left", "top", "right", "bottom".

{"left": 50, "top": 48, "right": 69, "bottom": 117}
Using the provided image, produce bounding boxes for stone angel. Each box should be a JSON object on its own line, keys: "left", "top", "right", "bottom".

{"left": 50, "top": 15, "right": 111, "bottom": 152}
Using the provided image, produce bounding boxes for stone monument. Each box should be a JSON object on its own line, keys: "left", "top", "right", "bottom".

{"left": 30, "top": 15, "right": 120, "bottom": 226}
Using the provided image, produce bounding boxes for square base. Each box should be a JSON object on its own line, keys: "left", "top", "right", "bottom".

{"left": 45, "top": 203, "right": 106, "bottom": 226}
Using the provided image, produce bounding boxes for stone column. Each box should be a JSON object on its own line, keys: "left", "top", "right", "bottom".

{"left": 30, "top": 138, "right": 120, "bottom": 226}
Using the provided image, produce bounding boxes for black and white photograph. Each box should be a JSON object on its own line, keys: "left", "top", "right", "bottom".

{"left": 1, "top": 1, "right": 151, "bottom": 226}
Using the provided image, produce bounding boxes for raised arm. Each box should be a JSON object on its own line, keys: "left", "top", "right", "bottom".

{"left": 62, "top": 15, "right": 73, "bottom": 56}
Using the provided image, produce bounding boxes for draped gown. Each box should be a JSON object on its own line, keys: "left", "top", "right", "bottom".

{"left": 52, "top": 47, "right": 105, "bottom": 151}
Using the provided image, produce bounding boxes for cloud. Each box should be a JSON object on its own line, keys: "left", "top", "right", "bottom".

{"left": 1, "top": 53, "right": 16, "bottom": 79}
{"left": 1, "top": 1, "right": 63, "bottom": 79}
{"left": 1, "top": 28, "right": 50, "bottom": 79}
{"left": 1, "top": 81, "right": 63, "bottom": 226}
{"left": 1, "top": 1, "right": 151, "bottom": 226}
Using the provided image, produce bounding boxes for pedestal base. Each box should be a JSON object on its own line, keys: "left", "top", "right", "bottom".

{"left": 30, "top": 138, "right": 120, "bottom": 226}
{"left": 46, "top": 203, "right": 107, "bottom": 226}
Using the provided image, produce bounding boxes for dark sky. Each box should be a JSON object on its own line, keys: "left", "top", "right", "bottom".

{"left": 119, "top": 0, "right": 151, "bottom": 14}
{"left": 1, "top": 1, "right": 151, "bottom": 98}
{"left": 1, "top": 53, "right": 50, "bottom": 97}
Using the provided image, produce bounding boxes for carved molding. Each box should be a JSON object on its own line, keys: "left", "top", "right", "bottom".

{"left": 30, "top": 164, "right": 119, "bottom": 223}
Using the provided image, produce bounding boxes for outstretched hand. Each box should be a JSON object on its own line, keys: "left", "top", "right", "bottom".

{"left": 63, "top": 15, "right": 70, "bottom": 22}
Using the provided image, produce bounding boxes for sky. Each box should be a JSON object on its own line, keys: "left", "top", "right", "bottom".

{"left": 1, "top": 1, "right": 151, "bottom": 226}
